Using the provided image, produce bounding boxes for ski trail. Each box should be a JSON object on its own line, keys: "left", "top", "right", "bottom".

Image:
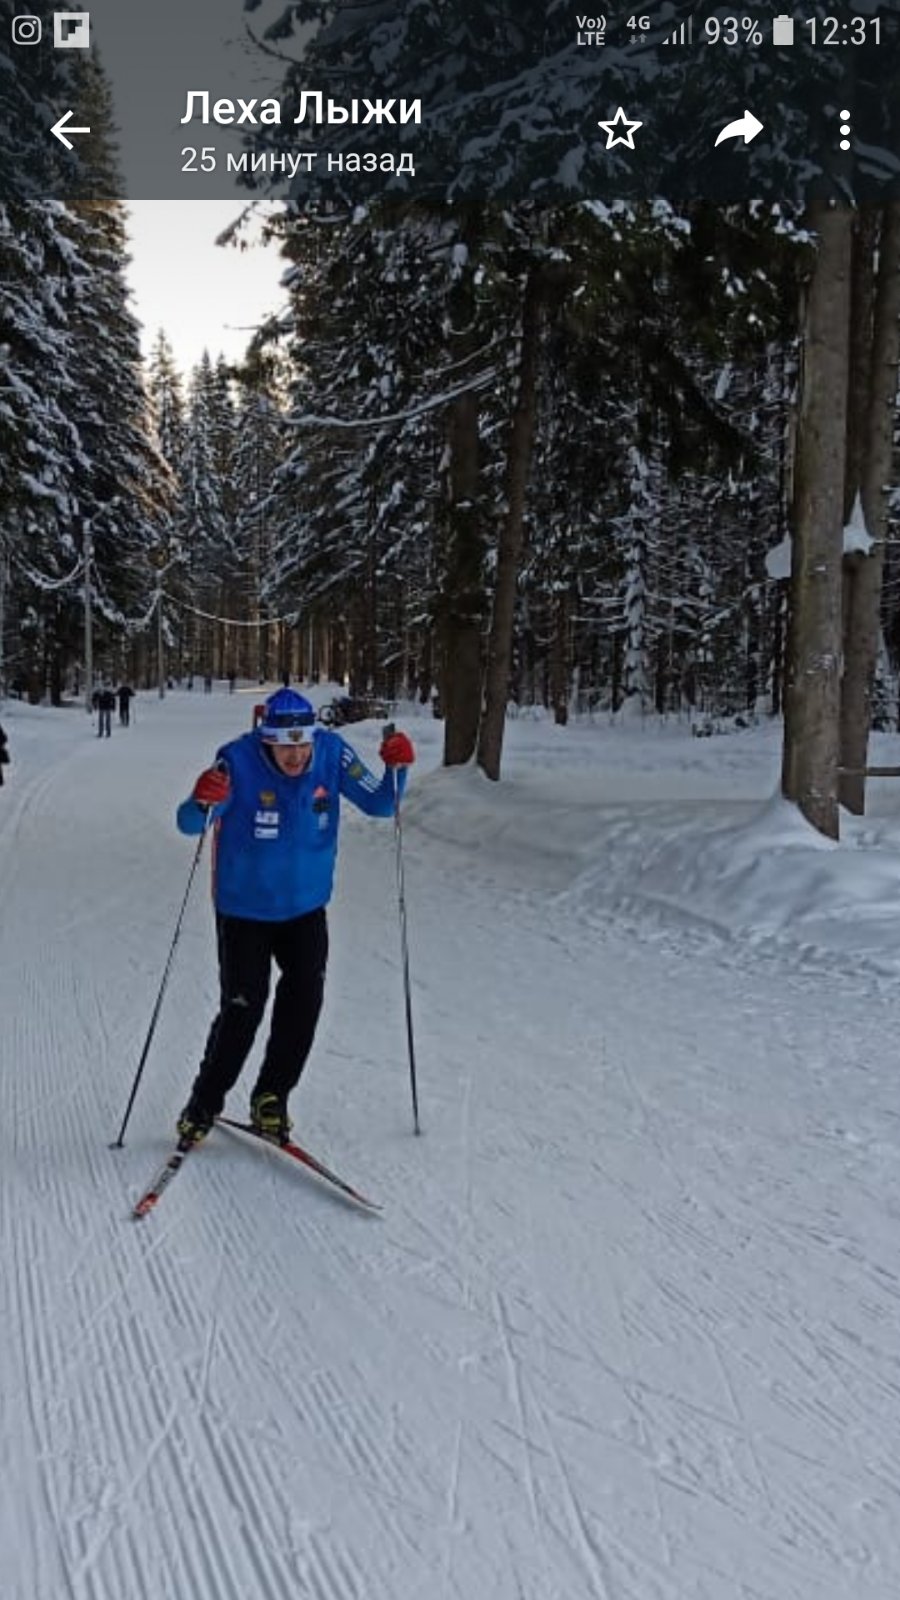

{"left": 438, "top": 1047, "right": 475, "bottom": 1597}
{"left": 492, "top": 1290, "right": 559, "bottom": 1598}
{"left": 7, "top": 1210, "right": 80, "bottom": 1600}
{"left": 593, "top": 1047, "right": 682, "bottom": 1579}
{"left": 709, "top": 1334, "right": 779, "bottom": 1524}
{"left": 5, "top": 699, "right": 900, "bottom": 1598}
{"left": 533, "top": 1399, "right": 658, "bottom": 1600}
{"left": 69, "top": 1401, "right": 180, "bottom": 1587}
{"left": 193, "top": 1230, "right": 226, "bottom": 1417}
{"left": 604, "top": 1240, "right": 678, "bottom": 1581}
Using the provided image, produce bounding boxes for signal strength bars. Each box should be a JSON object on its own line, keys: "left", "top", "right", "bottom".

{"left": 663, "top": 17, "right": 693, "bottom": 43}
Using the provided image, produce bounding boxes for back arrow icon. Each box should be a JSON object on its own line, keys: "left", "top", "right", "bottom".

{"left": 52, "top": 110, "right": 91, "bottom": 151}
{"left": 714, "top": 111, "right": 764, "bottom": 148}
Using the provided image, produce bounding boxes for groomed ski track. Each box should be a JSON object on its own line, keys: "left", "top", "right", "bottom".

{"left": 2, "top": 693, "right": 900, "bottom": 1600}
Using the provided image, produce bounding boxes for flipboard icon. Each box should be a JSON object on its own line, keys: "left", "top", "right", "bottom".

{"left": 576, "top": 15, "right": 606, "bottom": 45}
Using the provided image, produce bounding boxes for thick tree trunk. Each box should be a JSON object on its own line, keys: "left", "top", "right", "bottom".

{"left": 781, "top": 199, "right": 853, "bottom": 840}
{"left": 439, "top": 217, "right": 487, "bottom": 767}
{"left": 843, "top": 211, "right": 878, "bottom": 522}
{"left": 477, "top": 268, "right": 542, "bottom": 779}
{"left": 440, "top": 381, "right": 484, "bottom": 764}
{"left": 839, "top": 202, "right": 900, "bottom": 814}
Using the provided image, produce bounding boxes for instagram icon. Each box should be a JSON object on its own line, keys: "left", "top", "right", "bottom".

{"left": 11, "top": 15, "right": 42, "bottom": 43}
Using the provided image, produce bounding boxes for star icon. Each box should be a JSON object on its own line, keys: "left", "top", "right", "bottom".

{"left": 597, "top": 106, "right": 643, "bottom": 150}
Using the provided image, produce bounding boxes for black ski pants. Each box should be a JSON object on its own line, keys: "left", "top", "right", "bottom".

{"left": 190, "top": 908, "right": 329, "bottom": 1116}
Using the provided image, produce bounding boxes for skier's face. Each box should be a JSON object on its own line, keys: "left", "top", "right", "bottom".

{"left": 267, "top": 742, "right": 313, "bottom": 778}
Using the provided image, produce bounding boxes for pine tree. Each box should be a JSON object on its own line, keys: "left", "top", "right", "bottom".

{"left": 148, "top": 332, "right": 187, "bottom": 469}
{"left": 264, "top": 212, "right": 446, "bottom": 696}
{"left": 62, "top": 51, "right": 169, "bottom": 695}
{"left": 0, "top": 0, "right": 85, "bottom": 694}
{"left": 233, "top": 351, "right": 285, "bottom": 682}
{"left": 145, "top": 331, "right": 189, "bottom": 688}
{"left": 1, "top": 28, "right": 169, "bottom": 697}
{"left": 181, "top": 353, "right": 231, "bottom": 676}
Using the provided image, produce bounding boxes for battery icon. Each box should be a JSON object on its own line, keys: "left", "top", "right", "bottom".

{"left": 772, "top": 15, "right": 794, "bottom": 45}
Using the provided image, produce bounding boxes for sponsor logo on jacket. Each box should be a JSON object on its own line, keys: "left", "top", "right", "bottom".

{"left": 255, "top": 806, "right": 280, "bottom": 839}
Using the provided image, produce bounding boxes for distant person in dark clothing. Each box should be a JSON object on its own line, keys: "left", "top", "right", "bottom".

{"left": 0, "top": 722, "right": 9, "bottom": 785}
{"left": 204, "top": 674, "right": 213, "bottom": 693}
{"left": 93, "top": 687, "right": 115, "bottom": 737}
{"left": 228, "top": 671, "right": 236, "bottom": 694}
{"left": 117, "top": 684, "right": 135, "bottom": 726}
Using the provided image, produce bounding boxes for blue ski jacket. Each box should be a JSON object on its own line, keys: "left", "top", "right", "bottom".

{"left": 177, "top": 728, "right": 407, "bottom": 921}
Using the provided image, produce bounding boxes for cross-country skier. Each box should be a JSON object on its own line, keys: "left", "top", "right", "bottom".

{"left": 93, "top": 686, "right": 116, "bottom": 737}
{"left": 174, "top": 687, "right": 415, "bottom": 1145}
{"left": 116, "top": 683, "right": 135, "bottom": 726}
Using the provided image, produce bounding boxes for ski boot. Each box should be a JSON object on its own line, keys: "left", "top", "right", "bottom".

{"left": 250, "top": 1091, "right": 292, "bottom": 1145}
{"left": 176, "top": 1100, "right": 215, "bottom": 1146}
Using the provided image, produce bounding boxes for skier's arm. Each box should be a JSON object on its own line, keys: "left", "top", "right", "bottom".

{"left": 176, "top": 760, "right": 232, "bottom": 834}
{"left": 337, "top": 737, "right": 408, "bottom": 816}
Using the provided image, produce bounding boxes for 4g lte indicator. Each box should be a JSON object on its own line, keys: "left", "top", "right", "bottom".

{"left": 576, "top": 15, "right": 607, "bottom": 45}
{"left": 573, "top": 14, "right": 602, "bottom": 45}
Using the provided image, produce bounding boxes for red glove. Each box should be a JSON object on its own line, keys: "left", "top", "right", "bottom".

{"left": 193, "top": 767, "right": 231, "bottom": 808}
{"left": 380, "top": 730, "right": 415, "bottom": 768}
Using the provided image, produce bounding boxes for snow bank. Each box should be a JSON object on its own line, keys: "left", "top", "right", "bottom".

{"left": 399, "top": 710, "right": 900, "bottom": 978}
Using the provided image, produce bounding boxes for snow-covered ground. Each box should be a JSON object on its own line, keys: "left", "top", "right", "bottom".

{"left": 2, "top": 687, "right": 900, "bottom": 1600}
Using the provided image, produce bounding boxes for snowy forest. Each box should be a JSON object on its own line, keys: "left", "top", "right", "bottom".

{"left": 1, "top": 1, "right": 899, "bottom": 838}
{"left": 6, "top": 11, "right": 900, "bottom": 1593}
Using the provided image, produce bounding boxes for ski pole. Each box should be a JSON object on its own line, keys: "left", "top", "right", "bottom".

{"left": 383, "top": 724, "right": 420, "bottom": 1134}
{"left": 111, "top": 813, "right": 212, "bottom": 1148}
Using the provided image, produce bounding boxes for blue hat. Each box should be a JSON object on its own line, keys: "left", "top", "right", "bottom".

{"left": 258, "top": 688, "right": 316, "bottom": 745}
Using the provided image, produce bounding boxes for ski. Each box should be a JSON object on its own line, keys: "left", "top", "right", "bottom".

{"left": 132, "top": 1139, "right": 195, "bottom": 1219}
{"left": 216, "top": 1116, "right": 381, "bottom": 1212}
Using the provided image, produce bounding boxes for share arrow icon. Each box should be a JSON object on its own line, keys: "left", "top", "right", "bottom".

{"left": 714, "top": 111, "right": 764, "bottom": 148}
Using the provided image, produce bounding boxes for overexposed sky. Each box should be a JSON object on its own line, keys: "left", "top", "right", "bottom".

{"left": 126, "top": 201, "right": 287, "bottom": 373}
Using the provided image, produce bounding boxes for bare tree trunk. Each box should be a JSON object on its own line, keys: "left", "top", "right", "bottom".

{"left": 781, "top": 198, "right": 853, "bottom": 840}
{"left": 440, "top": 384, "right": 484, "bottom": 762}
{"left": 839, "top": 202, "right": 900, "bottom": 813}
{"left": 477, "top": 267, "right": 542, "bottom": 779}
{"left": 548, "top": 589, "right": 570, "bottom": 725}
{"left": 843, "top": 210, "right": 878, "bottom": 522}
{"left": 611, "top": 630, "right": 623, "bottom": 714}
{"left": 770, "top": 584, "right": 786, "bottom": 716}
{"left": 439, "top": 215, "right": 487, "bottom": 767}
{"left": 364, "top": 522, "right": 378, "bottom": 693}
